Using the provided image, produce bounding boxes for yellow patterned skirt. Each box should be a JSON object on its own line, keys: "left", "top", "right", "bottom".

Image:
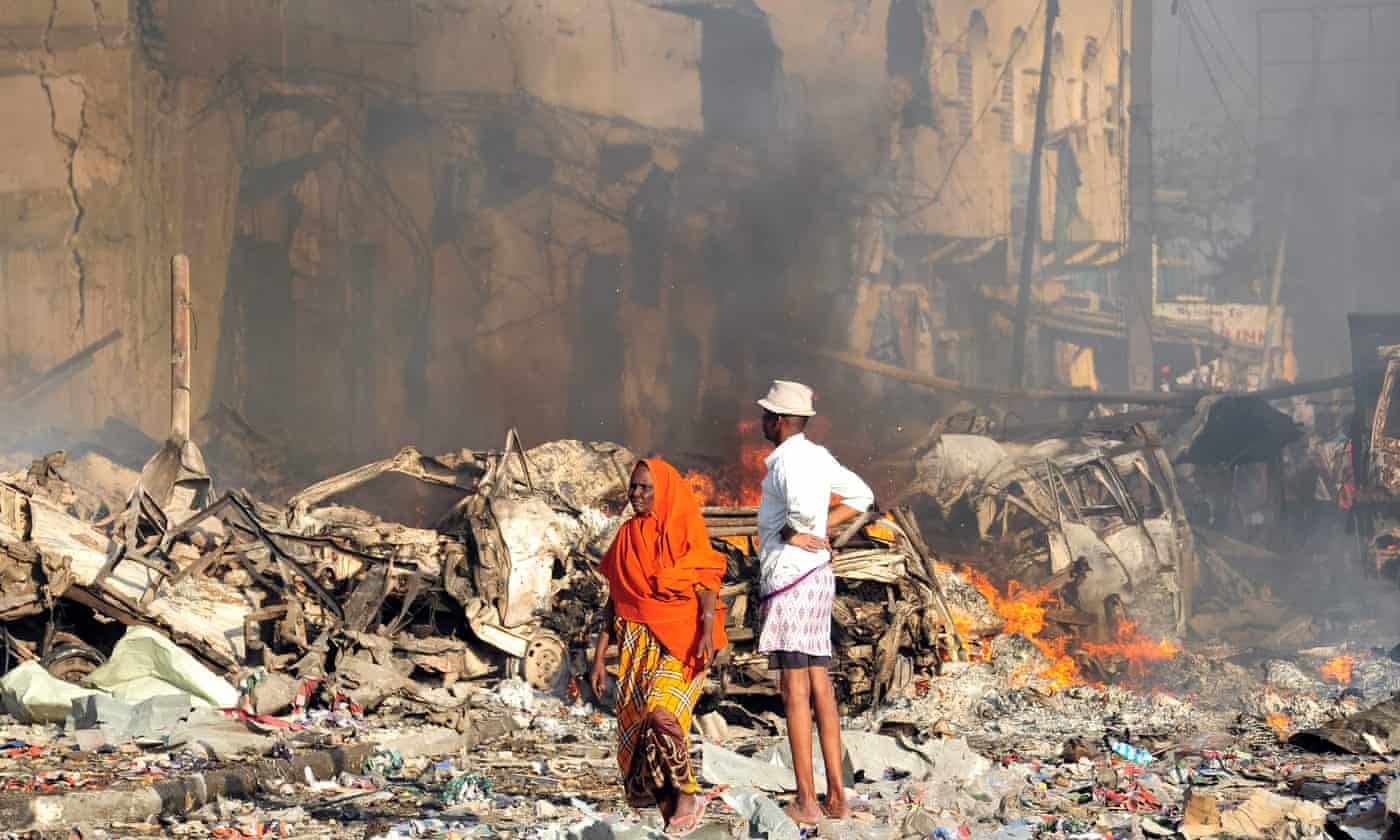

{"left": 614, "top": 618, "right": 705, "bottom": 807}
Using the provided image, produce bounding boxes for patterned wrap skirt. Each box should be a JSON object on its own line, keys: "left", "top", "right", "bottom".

{"left": 613, "top": 618, "right": 704, "bottom": 807}
{"left": 756, "top": 563, "right": 835, "bottom": 657}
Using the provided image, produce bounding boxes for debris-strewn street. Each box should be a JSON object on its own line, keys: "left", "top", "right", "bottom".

{"left": 2, "top": 410, "right": 1400, "bottom": 840}
{"left": 1, "top": 0, "right": 1397, "bottom": 837}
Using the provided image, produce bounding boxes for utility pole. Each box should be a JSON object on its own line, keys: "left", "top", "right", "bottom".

{"left": 1124, "top": 0, "right": 1156, "bottom": 392}
{"left": 1010, "top": 0, "right": 1059, "bottom": 389}
{"left": 1261, "top": 9, "right": 1322, "bottom": 387}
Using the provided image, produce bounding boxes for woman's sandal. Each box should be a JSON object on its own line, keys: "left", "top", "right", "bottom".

{"left": 664, "top": 797, "right": 708, "bottom": 836}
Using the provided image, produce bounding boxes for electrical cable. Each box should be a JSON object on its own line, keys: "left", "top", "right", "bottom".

{"left": 897, "top": 0, "right": 1048, "bottom": 220}
{"left": 1180, "top": 1, "right": 1249, "bottom": 143}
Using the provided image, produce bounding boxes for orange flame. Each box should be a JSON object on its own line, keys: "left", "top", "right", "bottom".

{"left": 684, "top": 420, "right": 767, "bottom": 506}
{"left": 1082, "top": 620, "right": 1181, "bottom": 678}
{"left": 961, "top": 568, "right": 1081, "bottom": 688}
{"left": 1266, "top": 713, "right": 1292, "bottom": 738}
{"left": 866, "top": 514, "right": 898, "bottom": 542}
{"left": 1319, "top": 654, "right": 1355, "bottom": 685}
{"left": 959, "top": 567, "right": 1181, "bottom": 690}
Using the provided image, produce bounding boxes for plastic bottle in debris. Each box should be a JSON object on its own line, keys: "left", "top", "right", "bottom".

{"left": 1110, "top": 741, "right": 1154, "bottom": 765}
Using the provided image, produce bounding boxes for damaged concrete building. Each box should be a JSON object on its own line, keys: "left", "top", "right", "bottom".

{"left": 3, "top": 3, "right": 1400, "bottom": 838}
{"left": 0, "top": 0, "right": 1146, "bottom": 472}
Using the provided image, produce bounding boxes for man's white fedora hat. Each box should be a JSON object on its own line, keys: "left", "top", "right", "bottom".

{"left": 757, "top": 380, "right": 816, "bottom": 417}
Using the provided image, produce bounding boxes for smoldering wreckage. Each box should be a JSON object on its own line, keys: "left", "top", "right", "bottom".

{"left": 3, "top": 366, "right": 1400, "bottom": 837}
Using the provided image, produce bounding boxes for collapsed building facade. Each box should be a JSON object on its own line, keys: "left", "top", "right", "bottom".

{"left": 0, "top": 0, "right": 1137, "bottom": 473}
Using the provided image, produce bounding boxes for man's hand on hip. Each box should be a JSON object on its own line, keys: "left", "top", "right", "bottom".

{"left": 787, "top": 532, "right": 829, "bottom": 552}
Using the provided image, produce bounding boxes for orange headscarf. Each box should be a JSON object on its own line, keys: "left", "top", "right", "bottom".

{"left": 600, "top": 458, "right": 728, "bottom": 678}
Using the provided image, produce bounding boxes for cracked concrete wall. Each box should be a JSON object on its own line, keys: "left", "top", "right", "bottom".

{"left": 0, "top": 0, "right": 1121, "bottom": 474}
{"left": 0, "top": 0, "right": 713, "bottom": 468}
{"left": 0, "top": 0, "right": 158, "bottom": 442}
{"left": 135, "top": 0, "right": 715, "bottom": 469}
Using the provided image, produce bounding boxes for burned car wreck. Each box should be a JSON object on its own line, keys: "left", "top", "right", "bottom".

{"left": 903, "top": 421, "right": 1195, "bottom": 646}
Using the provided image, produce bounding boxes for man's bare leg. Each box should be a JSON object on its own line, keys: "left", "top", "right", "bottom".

{"left": 780, "top": 667, "right": 823, "bottom": 823}
{"left": 809, "top": 666, "right": 851, "bottom": 819}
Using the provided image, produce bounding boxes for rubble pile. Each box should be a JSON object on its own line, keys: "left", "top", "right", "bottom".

{"left": 0, "top": 421, "right": 1399, "bottom": 839}
{"left": 0, "top": 436, "right": 639, "bottom": 709}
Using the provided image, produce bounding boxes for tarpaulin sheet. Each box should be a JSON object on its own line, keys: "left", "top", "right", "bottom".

{"left": 0, "top": 661, "right": 103, "bottom": 724}
{"left": 86, "top": 626, "right": 238, "bottom": 708}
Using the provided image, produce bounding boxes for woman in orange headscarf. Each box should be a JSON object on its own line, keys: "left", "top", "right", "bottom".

{"left": 591, "top": 458, "right": 728, "bottom": 835}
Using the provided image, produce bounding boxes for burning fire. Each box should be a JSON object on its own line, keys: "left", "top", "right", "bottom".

{"left": 1266, "top": 713, "right": 1293, "bottom": 738}
{"left": 1081, "top": 620, "right": 1181, "bottom": 677}
{"left": 866, "top": 513, "right": 898, "bottom": 542}
{"left": 684, "top": 421, "right": 768, "bottom": 506}
{"left": 961, "top": 568, "right": 1081, "bottom": 688}
{"left": 1319, "top": 654, "right": 1355, "bottom": 685}
{"left": 960, "top": 567, "right": 1181, "bottom": 690}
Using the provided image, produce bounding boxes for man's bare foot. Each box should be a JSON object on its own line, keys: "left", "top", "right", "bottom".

{"left": 820, "top": 796, "right": 852, "bottom": 820}
{"left": 784, "top": 800, "right": 823, "bottom": 825}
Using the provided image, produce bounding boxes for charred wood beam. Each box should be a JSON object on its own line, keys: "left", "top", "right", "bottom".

{"left": 833, "top": 509, "right": 879, "bottom": 549}
{"left": 778, "top": 338, "right": 1356, "bottom": 406}
{"left": 891, "top": 508, "right": 968, "bottom": 662}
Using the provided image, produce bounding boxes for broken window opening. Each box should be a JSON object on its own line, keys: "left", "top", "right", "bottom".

{"left": 967, "top": 9, "right": 989, "bottom": 142}
{"left": 1120, "top": 462, "right": 1165, "bottom": 520}
{"left": 699, "top": 9, "right": 780, "bottom": 147}
{"left": 887, "top": 0, "right": 937, "bottom": 129}
{"left": 1000, "top": 70, "right": 1015, "bottom": 143}
{"left": 957, "top": 53, "right": 973, "bottom": 139}
{"left": 1071, "top": 464, "right": 1125, "bottom": 521}
{"left": 1382, "top": 367, "right": 1400, "bottom": 439}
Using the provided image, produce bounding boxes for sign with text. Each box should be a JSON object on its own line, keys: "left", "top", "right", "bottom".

{"left": 1156, "top": 301, "right": 1277, "bottom": 348}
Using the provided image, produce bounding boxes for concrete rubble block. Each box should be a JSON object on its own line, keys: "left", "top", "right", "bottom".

{"left": 1182, "top": 791, "right": 1223, "bottom": 838}
{"left": 248, "top": 672, "right": 300, "bottom": 716}
{"left": 840, "top": 730, "right": 932, "bottom": 782}
{"left": 68, "top": 692, "right": 196, "bottom": 739}
{"left": 374, "top": 726, "right": 475, "bottom": 759}
{"left": 756, "top": 735, "right": 856, "bottom": 788}
{"left": 699, "top": 741, "right": 795, "bottom": 793}
{"left": 72, "top": 728, "right": 113, "bottom": 752}
{"left": 906, "top": 736, "right": 992, "bottom": 785}
{"left": 166, "top": 708, "right": 277, "bottom": 759}
{"left": 1387, "top": 778, "right": 1400, "bottom": 815}
{"left": 720, "top": 787, "right": 800, "bottom": 840}
{"left": 697, "top": 711, "right": 729, "bottom": 743}
{"left": 472, "top": 711, "right": 531, "bottom": 744}
{"left": 1218, "top": 791, "right": 1326, "bottom": 839}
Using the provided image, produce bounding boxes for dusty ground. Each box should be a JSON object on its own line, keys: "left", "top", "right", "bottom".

{"left": 1, "top": 622, "right": 1397, "bottom": 840}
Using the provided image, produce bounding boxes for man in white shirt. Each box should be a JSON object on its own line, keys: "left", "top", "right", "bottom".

{"left": 753, "top": 380, "right": 874, "bottom": 824}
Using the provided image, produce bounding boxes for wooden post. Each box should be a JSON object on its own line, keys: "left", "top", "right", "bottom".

{"left": 171, "top": 255, "right": 192, "bottom": 442}
{"left": 1010, "top": 0, "right": 1059, "bottom": 389}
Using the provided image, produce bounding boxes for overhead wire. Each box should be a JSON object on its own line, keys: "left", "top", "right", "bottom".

{"left": 1198, "top": 0, "right": 1259, "bottom": 86}
{"left": 1179, "top": 0, "right": 1249, "bottom": 143}
{"left": 1186, "top": 1, "right": 1253, "bottom": 101}
{"left": 896, "top": 0, "right": 1048, "bottom": 220}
